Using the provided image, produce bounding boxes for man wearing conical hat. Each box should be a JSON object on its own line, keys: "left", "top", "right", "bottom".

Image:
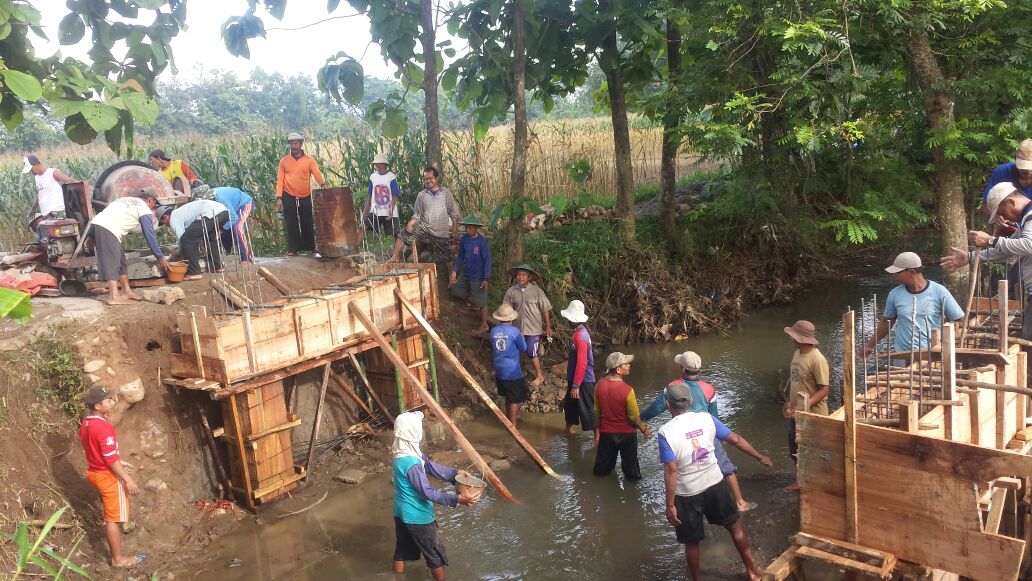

{"left": 490, "top": 303, "right": 528, "bottom": 426}
{"left": 503, "top": 264, "right": 553, "bottom": 387}
{"left": 450, "top": 214, "right": 492, "bottom": 336}
{"left": 783, "top": 320, "right": 829, "bottom": 492}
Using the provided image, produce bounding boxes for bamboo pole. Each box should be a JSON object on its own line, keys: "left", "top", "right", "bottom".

{"left": 842, "top": 309, "right": 859, "bottom": 543}
{"left": 349, "top": 301, "right": 518, "bottom": 502}
{"left": 394, "top": 287, "right": 564, "bottom": 480}
{"left": 304, "top": 364, "right": 332, "bottom": 477}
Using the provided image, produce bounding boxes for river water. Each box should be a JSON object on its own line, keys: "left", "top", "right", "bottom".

{"left": 183, "top": 272, "right": 900, "bottom": 580}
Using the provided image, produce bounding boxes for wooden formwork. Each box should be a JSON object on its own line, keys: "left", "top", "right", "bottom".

{"left": 361, "top": 328, "right": 429, "bottom": 414}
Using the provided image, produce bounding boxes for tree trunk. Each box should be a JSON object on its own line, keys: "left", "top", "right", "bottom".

{"left": 505, "top": 0, "right": 528, "bottom": 266}
{"left": 904, "top": 25, "right": 967, "bottom": 294}
{"left": 660, "top": 17, "right": 681, "bottom": 254}
{"left": 421, "top": 0, "right": 442, "bottom": 170}
{"left": 599, "top": 0, "right": 635, "bottom": 243}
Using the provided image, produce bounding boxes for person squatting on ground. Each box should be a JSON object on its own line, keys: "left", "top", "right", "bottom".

{"left": 503, "top": 264, "right": 553, "bottom": 387}
{"left": 157, "top": 199, "right": 230, "bottom": 280}
{"left": 363, "top": 153, "right": 402, "bottom": 251}
{"left": 449, "top": 215, "right": 491, "bottom": 336}
{"left": 393, "top": 166, "right": 460, "bottom": 263}
{"left": 658, "top": 382, "right": 772, "bottom": 581}
{"left": 592, "top": 352, "right": 650, "bottom": 481}
{"left": 212, "top": 186, "right": 255, "bottom": 263}
{"left": 782, "top": 320, "right": 829, "bottom": 492}
{"left": 561, "top": 299, "right": 596, "bottom": 435}
{"left": 80, "top": 386, "right": 144, "bottom": 569}
{"left": 275, "top": 132, "right": 325, "bottom": 256}
{"left": 641, "top": 351, "right": 757, "bottom": 512}
{"left": 89, "top": 189, "right": 170, "bottom": 305}
{"left": 489, "top": 303, "right": 529, "bottom": 426}
{"left": 862, "top": 251, "right": 964, "bottom": 359}
{"left": 391, "top": 411, "right": 481, "bottom": 581}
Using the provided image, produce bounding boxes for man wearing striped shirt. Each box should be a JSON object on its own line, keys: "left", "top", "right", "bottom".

{"left": 392, "top": 167, "right": 459, "bottom": 262}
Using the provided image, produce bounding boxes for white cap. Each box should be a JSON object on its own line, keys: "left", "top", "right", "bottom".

{"left": 674, "top": 351, "right": 702, "bottom": 371}
{"left": 885, "top": 251, "right": 922, "bottom": 274}
{"left": 986, "top": 181, "right": 1017, "bottom": 219}
{"left": 1016, "top": 139, "right": 1032, "bottom": 170}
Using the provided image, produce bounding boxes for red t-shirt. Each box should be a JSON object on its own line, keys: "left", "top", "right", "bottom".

{"left": 596, "top": 376, "right": 638, "bottom": 433}
{"left": 80, "top": 415, "right": 119, "bottom": 472}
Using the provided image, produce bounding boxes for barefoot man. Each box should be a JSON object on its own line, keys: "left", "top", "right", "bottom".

{"left": 80, "top": 386, "right": 144, "bottom": 569}
{"left": 89, "top": 189, "right": 169, "bottom": 304}
{"left": 503, "top": 264, "right": 553, "bottom": 387}
{"left": 658, "top": 382, "right": 772, "bottom": 581}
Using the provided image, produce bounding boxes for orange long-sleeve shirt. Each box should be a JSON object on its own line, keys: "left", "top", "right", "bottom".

{"left": 276, "top": 153, "right": 325, "bottom": 198}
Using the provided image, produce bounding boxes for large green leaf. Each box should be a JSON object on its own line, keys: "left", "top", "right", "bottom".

{"left": 79, "top": 101, "right": 120, "bottom": 131}
{"left": 64, "top": 112, "right": 98, "bottom": 144}
{"left": 58, "top": 13, "right": 85, "bottom": 45}
{"left": 119, "top": 91, "right": 159, "bottom": 126}
{"left": 0, "top": 70, "right": 42, "bottom": 101}
{"left": 380, "top": 108, "right": 408, "bottom": 138}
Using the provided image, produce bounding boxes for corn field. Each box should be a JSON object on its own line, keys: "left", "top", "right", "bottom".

{"left": 0, "top": 117, "right": 703, "bottom": 254}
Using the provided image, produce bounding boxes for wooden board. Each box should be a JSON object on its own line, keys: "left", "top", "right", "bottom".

{"left": 797, "top": 412, "right": 1032, "bottom": 580}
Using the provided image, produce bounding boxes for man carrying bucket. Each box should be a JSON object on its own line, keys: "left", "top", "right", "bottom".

{"left": 392, "top": 411, "right": 481, "bottom": 581}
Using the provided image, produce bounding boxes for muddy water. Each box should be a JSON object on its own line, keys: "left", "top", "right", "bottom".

{"left": 182, "top": 273, "right": 898, "bottom": 580}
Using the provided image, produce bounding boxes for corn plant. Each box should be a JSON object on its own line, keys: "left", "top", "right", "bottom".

{"left": 2, "top": 506, "right": 90, "bottom": 579}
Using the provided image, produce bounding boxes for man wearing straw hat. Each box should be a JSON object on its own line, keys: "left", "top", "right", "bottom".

{"left": 783, "top": 320, "right": 829, "bottom": 492}
{"left": 863, "top": 252, "right": 964, "bottom": 358}
{"left": 364, "top": 152, "right": 402, "bottom": 245}
{"left": 275, "top": 132, "right": 325, "bottom": 257}
{"left": 391, "top": 411, "right": 481, "bottom": 580}
{"left": 489, "top": 303, "right": 528, "bottom": 426}
{"left": 449, "top": 214, "right": 492, "bottom": 336}
{"left": 561, "top": 299, "right": 596, "bottom": 434}
{"left": 503, "top": 264, "right": 554, "bottom": 387}
{"left": 592, "top": 351, "right": 649, "bottom": 480}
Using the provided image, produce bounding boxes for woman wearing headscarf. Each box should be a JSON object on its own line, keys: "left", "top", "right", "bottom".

{"left": 392, "top": 411, "right": 481, "bottom": 580}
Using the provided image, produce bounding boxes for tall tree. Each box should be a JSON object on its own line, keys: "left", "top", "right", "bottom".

{"left": 506, "top": 0, "right": 528, "bottom": 263}
{"left": 659, "top": 13, "right": 682, "bottom": 252}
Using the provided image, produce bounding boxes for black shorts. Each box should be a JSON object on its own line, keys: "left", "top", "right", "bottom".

{"left": 563, "top": 381, "right": 596, "bottom": 431}
{"left": 673, "top": 480, "right": 740, "bottom": 544}
{"left": 364, "top": 213, "right": 401, "bottom": 237}
{"left": 496, "top": 376, "right": 528, "bottom": 403}
{"left": 93, "top": 224, "right": 127, "bottom": 281}
{"left": 393, "top": 517, "right": 448, "bottom": 569}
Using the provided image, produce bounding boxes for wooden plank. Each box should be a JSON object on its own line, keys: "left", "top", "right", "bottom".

{"left": 969, "top": 388, "right": 982, "bottom": 446}
{"left": 899, "top": 402, "right": 919, "bottom": 433}
{"left": 304, "top": 364, "right": 332, "bottom": 477}
{"left": 245, "top": 415, "right": 302, "bottom": 442}
{"left": 943, "top": 323, "right": 958, "bottom": 441}
{"left": 794, "top": 532, "right": 895, "bottom": 568}
{"left": 242, "top": 309, "right": 258, "bottom": 374}
{"left": 226, "top": 393, "right": 255, "bottom": 509}
{"left": 841, "top": 310, "right": 858, "bottom": 543}
{"left": 796, "top": 412, "right": 1032, "bottom": 580}
{"left": 190, "top": 312, "right": 205, "bottom": 381}
{"left": 349, "top": 301, "right": 518, "bottom": 502}
{"left": 1017, "top": 352, "right": 1028, "bottom": 431}
{"left": 253, "top": 470, "right": 305, "bottom": 500}
{"left": 986, "top": 485, "right": 1009, "bottom": 534}
{"left": 997, "top": 366, "right": 1008, "bottom": 449}
{"left": 999, "top": 281, "right": 1010, "bottom": 355}
{"left": 794, "top": 546, "right": 890, "bottom": 578}
{"left": 212, "top": 278, "right": 253, "bottom": 309}
{"left": 762, "top": 545, "right": 801, "bottom": 581}
{"left": 190, "top": 393, "right": 232, "bottom": 499}
{"left": 258, "top": 266, "right": 293, "bottom": 295}
{"left": 395, "top": 288, "right": 564, "bottom": 480}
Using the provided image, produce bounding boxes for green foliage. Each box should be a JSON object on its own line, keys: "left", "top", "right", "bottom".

{"left": 563, "top": 159, "right": 592, "bottom": 184}
{"left": 2, "top": 506, "right": 90, "bottom": 580}
{"left": 27, "top": 329, "right": 89, "bottom": 425}
{"left": 489, "top": 196, "right": 541, "bottom": 229}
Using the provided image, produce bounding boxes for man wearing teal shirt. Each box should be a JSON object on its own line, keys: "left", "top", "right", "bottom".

{"left": 392, "top": 411, "right": 480, "bottom": 580}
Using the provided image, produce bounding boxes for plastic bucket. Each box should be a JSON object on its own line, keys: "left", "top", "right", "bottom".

{"left": 166, "top": 261, "right": 188, "bottom": 283}
{"left": 455, "top": 473, "right": 487, "bottom": 495}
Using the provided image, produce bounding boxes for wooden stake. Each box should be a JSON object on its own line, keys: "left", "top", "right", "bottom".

{"left": 257, "top": 266, "right": 292, "bottom": 295}
{"left": 349, "top": 301, "right": 518, "bottom": 502}
{"left": 394, "top": 288, "right": 563, "bottom": 480}
{"left": 348, "top": 352, "right": 395, "bottom": 424}
{"left": 190, "top": 311, "right": 205, "bottom": 380}
{"left": 331, "top": 372, "right": 374, "bottom": 417}
{"left": 999, "top": 280, "right": 1009, "bottom": 355}
{"left": 842, "top": 309, "right": 859, "bottom": 543}
{"left": 899, "top": 402, "right": 919, "bottom": 433}
{"left": 943, "top": 322, "right": 958, "bottom": 441}
{"left": 242, "top": 309, "right": 258, "bottom": 373}
{"left": 190, "top": 393, "right": 231, "bottom": 499}
{"left": 304, "top": 364, "right": 332, "bottom": 477}
{"left": 227, "top": 393, "right": 254, "bottom": 509}
{"left": 960, "top": 252, "right": 981, "bottom": 344}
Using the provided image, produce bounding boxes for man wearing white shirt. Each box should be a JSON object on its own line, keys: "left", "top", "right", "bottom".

{"left": 658, "top": 382, "right": 772, "bottom": 581}
{"left": 23, "top": 154, "right": 89, "bottom": 229}
{"left": 156, "top": 199, "right": 229, "bottom": 280}
{"left": 363, "top": 153, "right": 402, "bottom": 241}
{"left": 89, "top": 189, "right": 169, "bottom": 305}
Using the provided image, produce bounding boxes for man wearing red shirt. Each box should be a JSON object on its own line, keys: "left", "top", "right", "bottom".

{"left": 80, "top": 386, "right": 142, "bottom": 568}
{"left": 593, "top": 352, "right": 650, "bottom": 480}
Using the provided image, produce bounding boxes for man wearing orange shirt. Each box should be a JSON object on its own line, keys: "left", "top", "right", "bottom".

{"left": 276, "top": 132, "right": 326, "bottom": 256}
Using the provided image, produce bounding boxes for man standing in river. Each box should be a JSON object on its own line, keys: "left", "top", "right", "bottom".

{"left": 659, "top": 382, "right": 772, "bottom": 581}
{"left": 783, "top": 320, "right": 829, "bottom": 492}
{"left": 862, "top": 252, "right": 964, "bottom": 358}
{"left": 593, "top": 352, "right": 649, "bottom": 480}
{"left": 562, "top": 299, "right": 596, "bottom": 435}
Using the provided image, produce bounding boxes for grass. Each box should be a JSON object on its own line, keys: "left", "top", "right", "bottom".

{"left": 0, "top": 326, "right": 90, "bottom": 432}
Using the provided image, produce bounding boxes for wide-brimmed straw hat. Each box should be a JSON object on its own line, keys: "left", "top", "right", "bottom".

{"left": 492, "top": 303, "right": 518, "bottom": 322}
{"left": 372, "top": 153, "right": 389, "bottom": 166}
{"left": 560, "top": 299, "right": 588, "bottom": 323}
{"left": 784, "top": 320, "right": 819, "bottom": 345}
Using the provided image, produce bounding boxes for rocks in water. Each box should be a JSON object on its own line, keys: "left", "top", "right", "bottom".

{"left": 119, "top": 377, "right": 145, "bottom": 404}
{"left": 334, "top": 468, "right": 369, "bottom": 485}
{"left": 83, "top": 359, "right": 105, "bottom": 373}
{"left": 141, "top": 286, "right": 185, "bottom": 305}
{"left": 450, "top": 406, "right": 474, "bottom": 424}
{"left": 138, "top": 422, "right": 169, "bottom": 458}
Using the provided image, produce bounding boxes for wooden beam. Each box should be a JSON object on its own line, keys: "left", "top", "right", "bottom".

{"left": 985, "top": 485, "right": 1008, "bottom": 534}
{"left": 394, "top": 288, "right": 563, "bottom": 480}
{"left": 227, "top": 393, "right": 254, "bottom": 509}
{"left": 211, "top": 278, "right": 253, "bottom": 309}
{"left": 331, "top": 372, "right": 374, "bottom": 417}
{"left": 349, "top": 352, "right": 394, "bottom": 424}
{"left": 762, "top": 545, "right": 801, "bottom": 581}
{"left": 242, "top": 309, "right": 258, "bottom": 373}
{"left": 258, "top": 266, "right": 293, "bottom": 295}
{"left": 943, "top": 323, "right": 957, "bottom": 440}
{"left": 190, "top": 312, "right": 205, "bottom": 381}
{"left": 794, "top": 546, "right": 892, "bottom": 579}
{"left": 214, "top": 342, "right": 371, "bottom": 400}
{"left": 842, "top": 310, "right": 859, "bottom": 544}
{"left": 899, "top": 402, "right": 919, "bottom": 433}
{"left": 245, "top": 415, "right": 302, "bottom": 442}
{"left": 999, "top": 281, "right": 1010, "bottom": 355}
{"left": 304, "top": 364, "right": 332, "bottom": 477}
{"left": 190, "top": 393, "right": 232, "bottom": 499}
{"left": 969, "top": 387, "right": 982, "bottom": 446}
{"left": 1018, "top": 352, "right": 1028, "bottom": 431}
{"left": 349, "top": 301, "right": 518, "bottom": 503}
{"left": 793, "top": 532, "right": 896, "bottom": 577}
